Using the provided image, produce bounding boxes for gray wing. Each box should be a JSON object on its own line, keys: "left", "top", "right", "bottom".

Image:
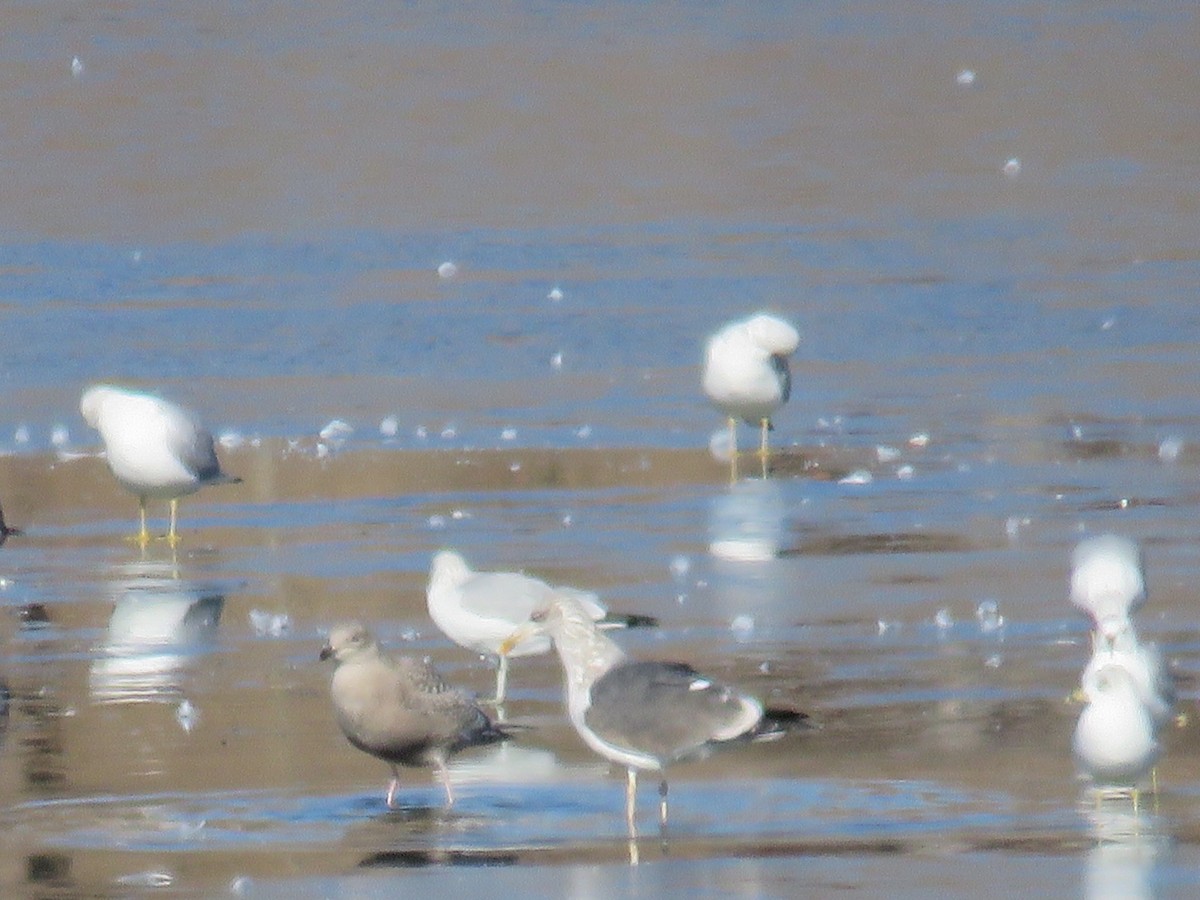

{"left": 585, "top": 660, "right": 761, "bottom": 763}
{"left": 390, "top": 656, "right": 504, "bottom": 753}
{"left": 157, "top": 399, "right": 230, "bottom": 483}
{"left": 771, "top": 354, "right": 792, "bottom": 404}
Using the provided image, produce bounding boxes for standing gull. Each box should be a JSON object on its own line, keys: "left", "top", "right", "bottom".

{"left": 427, "top": 549, "right": 655, "bottom": 704}
{"left": 1073, "top": 663, "right": 1159, "bottom": 807}
{"left": 702, "top": 312, "right": 800, "bottom": 479}
{"left": 320, "top": 622, "right": 507, "bottom": 808}
{"left": 80, "top": 384, "right": 240, "bottom": 547}
{"left": 503, "top": 593, "right": 803, "bottom": 831}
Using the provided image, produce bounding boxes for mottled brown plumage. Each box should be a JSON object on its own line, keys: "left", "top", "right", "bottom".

{"left": 320, "top": 622, "right": 505, "bottom": 808}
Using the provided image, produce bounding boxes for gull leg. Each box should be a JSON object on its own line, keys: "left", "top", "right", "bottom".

{"left": 658, "top": 779, "right": 669, "bottom": 830}
{"left": 625, "top": 767, "right": 638, "bottom": 833}
{"left": 759, "top": 417, "right": 771, "bottom": 477}
{"left": 136, "top": 497, "right": 151, "bottom": 547}
{"left": 727, "top": 417, "right": 739, "bottom": 483}
{"left": 167, "top": 498, "right": 180, "bottom": 547}
{"left": 436, "top": 758, "right": 455, "bottom": 808}
{"left": 495, "top": 655, "right": 509, "bottom": 705}
{"left": 385, "top": 766, "right": 401, "bottom": 809}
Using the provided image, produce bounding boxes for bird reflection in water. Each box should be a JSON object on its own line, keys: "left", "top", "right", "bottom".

{"left": 89, "top": 560, "right": 224, "bottom": 703}
{"left": 1083, "top": 801, "right": 1167, "bottom": 900}
{"left": 708, "top": 477, "right": 786, "bottom": 563}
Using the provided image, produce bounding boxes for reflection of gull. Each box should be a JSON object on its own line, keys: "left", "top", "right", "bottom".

{"left": 320, "top": 622, "right": 507, "bottom": 809}
{"left": 1070, "top": 534, "right": 1145, "bottom": 631}
{"left": 80, "top": 383, "right": 241, "bottom": 547}
{"left": 90, "top": 564, "right": 224, "bottom": 703}
{"left": 1073, "top": 663, "right": 1159, "bottom": 805}
{"left": 504, "top": 593, "right": 802, "bottom": 832}
{"left": 427, "top": 550, "right": 654, "bottom": 704}
{"left": 1083, "top": 803, "right": 1163, "bottom": 900}
{"left": 702, "top": 313, "right": 800, "bottom": 477}
{"left": 708, "top": 477, "right": 785, "bottom": 562}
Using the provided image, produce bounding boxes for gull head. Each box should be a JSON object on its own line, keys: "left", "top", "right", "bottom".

{"left": 429, "top": 549, "right": 472, "bottom": 590}
{"left": 1069, "top": 534, "right": 1146, "bottom": 624}
{"left": 80, "top": 383, "right": 121, "bottom": 428}
{"left": 320, "top": 621, "right": 379, "bottom": 665}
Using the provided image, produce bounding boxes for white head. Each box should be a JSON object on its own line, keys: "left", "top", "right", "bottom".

{"left": 744, "top": 313, "right": 800, "bottom": 356}
{"left": 80, "top": 383, "right": 120, "bottom": 428}
{"left": 1070, "top": 534, "right": 1146, "bottom": 624}
{"left": 429, "top": 550, "right": 472, "bottom": 589}
{"left": 502, "top": 593, "right": 626, "bottom": 698}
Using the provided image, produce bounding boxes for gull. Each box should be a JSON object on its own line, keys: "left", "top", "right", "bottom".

{"left": 427, "top": 549, "right": 655, "bottom": 705}
{"left": 1073, "top": 662, "right": 1159, "bottom": 808}
{"left": 1082, "top": 620, "right": 1176, "bottom": 728}
{"left": 80, "top": 384, "right": 241, "bottom": 547}
{"left": 702, "top": 312, "right": 800, "bottom": 478}
{"left": 1069, "top": 534, "right": 1145, "bottom": 632}
{"left": 320, "top": 622, "right": 507, "bottom": 809}
{"left": 502, "top": 593, "right": 804, "bottom": 832}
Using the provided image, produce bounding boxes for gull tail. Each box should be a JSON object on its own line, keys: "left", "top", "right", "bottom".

{"left": 750, "top": 707, "right": 814, "bottom": 743}
{"left": 598, "top": 611, "right": 659, "bottom": 630}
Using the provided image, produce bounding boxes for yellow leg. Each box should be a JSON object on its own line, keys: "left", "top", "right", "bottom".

{"left": 758, "top": 418, "right": 772, "bottom": 478}
{"left": 136, "top": 497, "right": 151, "bottom": 548}
{"left": 167, "top": 498, "right": 180, "bottom": 547}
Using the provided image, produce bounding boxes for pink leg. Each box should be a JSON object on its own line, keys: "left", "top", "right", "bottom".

{"left": 385, "top": 766, "right": 401, "bottom": 808}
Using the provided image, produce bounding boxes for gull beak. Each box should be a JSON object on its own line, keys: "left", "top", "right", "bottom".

{"left": 319, "top": 644, "right": 334, "bottom": 661}
{"left": 499, "top": 623, "right": 538, "bottom": 657}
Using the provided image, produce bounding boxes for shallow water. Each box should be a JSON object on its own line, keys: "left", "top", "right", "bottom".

{"left": 2, "top": 0, "right": 1200, "bottom": 896}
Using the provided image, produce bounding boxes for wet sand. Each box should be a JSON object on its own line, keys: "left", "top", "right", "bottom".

{"left": 0, "top": 443, "right": 1199, "bottom": 896}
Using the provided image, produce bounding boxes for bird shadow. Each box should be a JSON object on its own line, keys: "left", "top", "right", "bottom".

{"left": 358, "top": 848, "right": 519, "bottom": 869}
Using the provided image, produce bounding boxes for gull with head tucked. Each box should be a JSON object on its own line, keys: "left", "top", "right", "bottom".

{"left": 702, "top": 312, "right": 800, "bottom": 479}
{"left": 80, "top": 384, "right": 240, "bottom": 547}
{"left": 427, "top": 549, "right": 655, "bottom": 705}
{"left": 1069, "top": 534, "right": 1145, "bottom": 633}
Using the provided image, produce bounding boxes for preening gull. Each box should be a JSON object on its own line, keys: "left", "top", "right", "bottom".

{"left": 427, "top": 549, "right": 655, "bottom": 704}
{"left": 702, "top": 313, "right": 800, "bottom": 478}
{"left": 320, "top": 622, "right": 507, "bottom": 808}
{"left": 80, "top": 384, "right": 240, "bottom": 546}
{"left": 503, "top": 593, "right": 804, "bottom": 830}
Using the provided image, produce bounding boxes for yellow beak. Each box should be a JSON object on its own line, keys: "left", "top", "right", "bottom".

{"left": 499, "top": 623, "right": 537, "bottom": 657}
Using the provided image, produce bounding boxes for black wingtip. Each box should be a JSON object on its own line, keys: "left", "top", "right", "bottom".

{"left": 755, "top": 707, "right": 815, "bottom": 739}
{"left": 602, "top": 611, "right": 659, "bottom": 629}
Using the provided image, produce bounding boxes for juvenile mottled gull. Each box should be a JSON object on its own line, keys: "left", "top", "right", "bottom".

{"left": 702, "top": 312, "right": 800, "bottom": 477}
{"left": 504, "top": 593, "right": 803, "bottom": 830}
{"left": 1073, "top": 662, "right": 1159, "bottom": 806}
{"left": 427, "top": 549, "right": 655, "bottom": 704}
{"left": 320, "top": 622, "right": 506, "bottom": 808}
{"left": 80, "top": 384, "right": 240, "bottom": 546}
